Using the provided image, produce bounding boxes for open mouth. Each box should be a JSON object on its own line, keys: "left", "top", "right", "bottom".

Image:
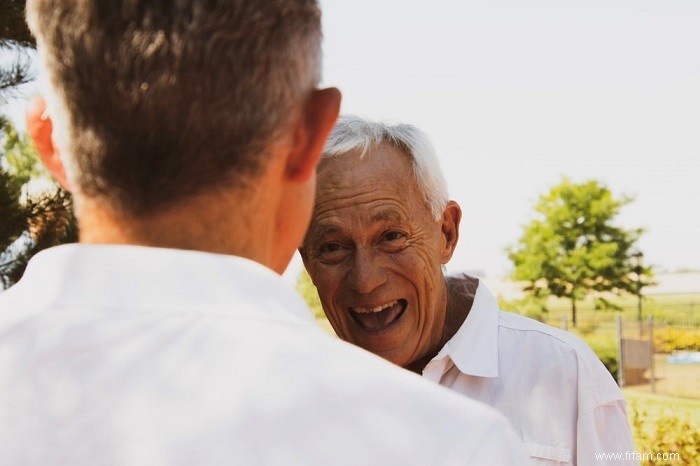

{"left": 348, "top": 299, "right": 407, "bottom": 333}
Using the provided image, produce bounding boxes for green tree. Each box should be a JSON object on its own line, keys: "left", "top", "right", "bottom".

{"left": 0, "top": 3, "right": 76, "bottom": 290}
{"left": 0, "top": 119, "right": 77, "bottom": 290}
{"left": 1, "top": 0, "right": 35, "bottom": 101}
{"left": 0, "top": 116, "right": 27, "bottom": 249}
{"left": 508, "top": 178, "right": 652, "bottom": 327}
{"left": 0, "top": 1, "right": 34, "bottom": 46}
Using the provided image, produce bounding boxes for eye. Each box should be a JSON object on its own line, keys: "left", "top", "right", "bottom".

{"left": 381, "top": 230, "right": 405, "bottom": 242}
{"left": 380, "top": 230, "right": 407, "bottom": 251}
{"left": 319, "top": 243, "right": 343, "bottom": 254}
{"left": 316, "top": 242, "right": 349, "bottom": 264}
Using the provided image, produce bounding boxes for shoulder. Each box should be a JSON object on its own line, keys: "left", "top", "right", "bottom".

{"left": 332, "top": 340, "right": 528, "bottom": 463}
{"left": 495, "top": 311, "right": 604, "bottom": 374}
{"left": 496, "top": 311, "right": 623, "bottom": 408}
{"left": 228, "top": 328, "right": 528, "bottom": 464}
{"left": 0, "top": 303, "right": 526, "bottom": 464}
{"left": 497, "top": 311, "right": 596, "bottom": 357}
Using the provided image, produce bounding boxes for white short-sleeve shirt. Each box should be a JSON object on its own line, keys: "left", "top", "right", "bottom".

{"left": 0, "top": 245, "right": 528, "bottom": 465}
{"left": 422, "top": 276, "right": 638, "bottom": 465}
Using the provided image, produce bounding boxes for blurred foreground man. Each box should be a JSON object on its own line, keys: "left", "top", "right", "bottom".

{"left": 0, "top": 2, "right": 528, "bottom": 465}
{"left": 302, "top": 116, "right": 639, "bottom": 465}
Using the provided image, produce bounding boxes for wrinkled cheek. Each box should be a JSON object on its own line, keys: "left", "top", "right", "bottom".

{"left": 325, "top": 306, "right": 346, "bottom": 335}
{"left": 312, "top": 270, "right": 337, "bottom": 315}
{"left": 413, "top": 270, "right": 441, "bottom": 344}
{"left": 319, "top": 294, "right": 350, "bottom": 338}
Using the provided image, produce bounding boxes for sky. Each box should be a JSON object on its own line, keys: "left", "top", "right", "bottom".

{"left": 316, "top": 0, "right": 700, "bottom": 277}
{"left": 3, "top": 0, "right": 700, "bottom": 279}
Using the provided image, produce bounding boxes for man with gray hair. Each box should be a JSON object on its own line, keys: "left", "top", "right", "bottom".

{"left": 0, "top": 1, "right": 528, "bottom": 464}
{"left": 301, "top": 115, "right": 638, "bottom": 465}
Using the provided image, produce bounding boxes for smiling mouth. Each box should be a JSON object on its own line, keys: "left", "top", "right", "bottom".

{"left": 348, "top": 299, "right": 407, "bottom": 333}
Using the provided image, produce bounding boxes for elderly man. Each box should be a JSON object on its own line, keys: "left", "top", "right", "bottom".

{"left": 0, "top": 2, "right": 528, "bottom": 465}
{"left": 301, "top": 116, "right": 639, "bottom": 465}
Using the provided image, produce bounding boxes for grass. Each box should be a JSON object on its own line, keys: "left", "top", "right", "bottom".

{"left": 539, "top": 293, "right": 700, "bottom": 326}
{"left": 624, "top": 389, "right": 700, "bottom": 427}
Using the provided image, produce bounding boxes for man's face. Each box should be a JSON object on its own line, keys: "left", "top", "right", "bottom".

{"left": 302, "top": 144, "right": 453, "bottom": 367}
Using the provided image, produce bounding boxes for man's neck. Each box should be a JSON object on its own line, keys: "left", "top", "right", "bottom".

{"left": 76, "top": 186, "right": 277, "bottom": 267}
{"left": 442, "top": 274, "right": 478, "bottom": 342}
{"left": 403, "top": 275, "right": 477, "bottom": 375}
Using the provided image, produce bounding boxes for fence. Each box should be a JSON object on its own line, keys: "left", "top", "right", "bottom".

{"left": 542, "top": 303, "right": 700, "bottom": 399}
{"left": 617, "top": 317, "right": 655, "bottom": 390}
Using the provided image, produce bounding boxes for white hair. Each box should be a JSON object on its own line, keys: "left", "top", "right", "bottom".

{"left": 322, "top": 115, "right": 449, "bottom": 220}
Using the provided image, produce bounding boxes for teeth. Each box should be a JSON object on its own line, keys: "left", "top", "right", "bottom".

{"left": 353, "top": 300, "right": 398, "bottom": 314}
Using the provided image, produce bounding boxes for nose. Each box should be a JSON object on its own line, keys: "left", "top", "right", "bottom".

{"left": 349, "top": 248, "right": 387, "bottom": 295}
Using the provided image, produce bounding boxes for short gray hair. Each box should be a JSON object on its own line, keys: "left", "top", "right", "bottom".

{"left": 322, "top": 116, "right": 449, "bottom": 219}
{"left": 27, "top": 0, "right": 322, "bottom": 216}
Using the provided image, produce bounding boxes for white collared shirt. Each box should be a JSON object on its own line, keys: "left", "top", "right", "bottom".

{"left": 0, "top": 245, "right": 528, "bottom": 465}
{"left": 423, "top": 278, "right": 638, "bottom": 465}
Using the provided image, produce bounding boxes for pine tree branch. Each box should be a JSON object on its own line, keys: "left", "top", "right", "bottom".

{"left": 0, "top": 42, "right": 34, "bottom": 103}
{"left": 0, "top": 1, "right": 35, "bottom": 47}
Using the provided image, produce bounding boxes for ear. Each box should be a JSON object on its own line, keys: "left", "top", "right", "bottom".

{"left": 286, "top": 87, "right": 341, "bottom": 182}
{"left": 439, "top": 201, "right": 461, "bottom": 264}
{"left": 26, "top": 96, "right": 71, "bottom": 190}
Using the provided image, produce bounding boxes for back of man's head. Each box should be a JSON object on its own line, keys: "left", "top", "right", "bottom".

{"left": 26, "top": 0, "right": 322, "bottom": 216}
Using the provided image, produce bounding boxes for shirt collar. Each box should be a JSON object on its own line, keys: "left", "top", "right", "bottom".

{"left": 427, "top": 279, "right": 500, "bottom": 378}
{"left": 9, "top": 244, "right": 315, "bottom": 325}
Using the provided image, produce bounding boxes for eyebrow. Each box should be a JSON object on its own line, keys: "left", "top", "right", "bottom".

{"left": 308, "top": 224, "right": 340, "bottom": 243}
{"left": 370, "top": 209, "right": 404, "bottom": 224}
{"left": 308, "top": 208, "right": 406, "bottom": 244}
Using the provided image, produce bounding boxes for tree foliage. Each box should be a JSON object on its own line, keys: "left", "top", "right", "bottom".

{"left": 0, "top": 0, "right": 34, "bottom": 47}
{"left": 0, "top": 116, "right": 27, "bottom": 247}
{"left": 630, "top": 402, "right": 700, "bottom": 465}
{"left": 508, "top": 178, "right": 652, "bottom": 326}
{"left": 0, "top": 119, "right": 77, "bottom": 290}
{"left": 0, "top": 0, "right": 35, "bottom": 102}
{"left": 0, "top": 44, "right": 33, "bottom": 102}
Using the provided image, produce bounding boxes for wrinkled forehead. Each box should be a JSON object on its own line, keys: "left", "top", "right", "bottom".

{"left": 317, "top": 142, "right": 415, "bottom": 190}
{"left": 310, "top": 144, "right": 432, "bottom": 231}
